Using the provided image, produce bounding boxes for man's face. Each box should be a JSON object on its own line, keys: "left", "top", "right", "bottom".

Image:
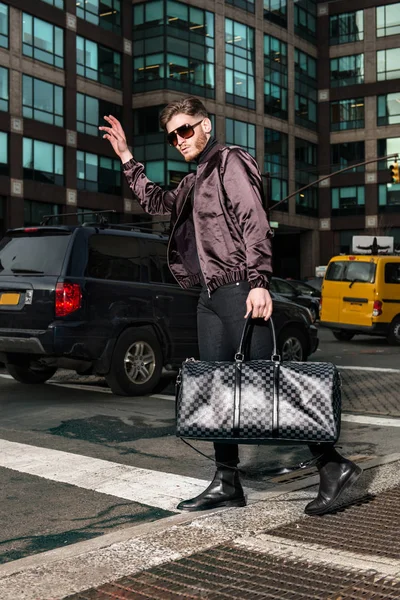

{"left": 166, "top": 113, "right": 210, "bottom": 162}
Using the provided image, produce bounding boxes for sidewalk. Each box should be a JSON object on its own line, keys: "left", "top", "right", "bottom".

{"left": 1, "top": 454, "right": 399, "bottom": 599}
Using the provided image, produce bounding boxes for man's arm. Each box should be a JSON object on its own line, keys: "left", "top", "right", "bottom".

{"left": 99, "top": 115, "right": 177, "bottom": 215}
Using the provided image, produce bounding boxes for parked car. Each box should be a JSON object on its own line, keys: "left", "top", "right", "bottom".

{"left": 0, "top": 217, "right": 318, "bottom": 395}
{"left": 269, "top": 277, "right": 321, "bottom": 322}
{"left": 286, "top": 279, "right": 321, "bottom": 298}
{"left": 303, "top": 276, "right": 323, "bottom": 292}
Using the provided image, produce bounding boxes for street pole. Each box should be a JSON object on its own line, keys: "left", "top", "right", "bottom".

{"left": 266, "top": 153, "right": 400, "bottom": 213}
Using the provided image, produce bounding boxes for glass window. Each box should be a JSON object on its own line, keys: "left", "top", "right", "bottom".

{"left": 77, "top": 151, "right": 121, "bottom": 195}
{"left": 41, "top": 0, "right": 64, "bottom": 8}
{"left": 22, "top": 75, "right": 63, "bottom": 127}
{"left": 23, "top": 201, "right": 59, "bottom": 227}
{"left": 264, "top": 128, "right": 288, "bottom": 210}
{"left": 77, "top": 0, "right": 121, "bottom": 34}
{"left": 379, "top": 183, "right": 400, "bottom": 212}
{"left": 377, "top": 4, "right": 400, "bottom": 38}
{"left": 294, "top": 49, "right": 317, "bottom": 130}
{"left": 77, "top": 93, "right": 122, "bottom": 137}
{"left": 377, "top": 138, "right": 400, "bottom": 169}
{"left": 331, "top": 98, "right": 364, "bottom": 131}
{"left": 264, "top": 0, "right": 287, "bottom": 28}
{"left": 385, "top": 263, "right": 400, "bottom": 283}
{"left": 22, "top": 14, "right": 64, "bottom": 69}
{"left": 294, "top": 0, "right": 316, "bottom": 43}
{"left": 331, "top": 186, "right": 365, "bottom": 216}
{"left": 23, "top": 138, "right": 64, "bottom": 186}
{"left": 77, "top": 36, "right": 121, "bottom": 89}
{"left": 0, "top": 131, "right": 8, "bottom": 176}
{"left": 225, "top": 118, "right": 255, "bottom": 157}
{"left": 264, "top": 34, "right": 287, "bottom": 120}
{"left": 85, "top": 234, "right": 141, "bottom": 282}
{"left": 226, "top": 0, "right": 254, "bottom": 14}
{"left": 225, "top": 19, "right": 255, "bottom": 110}
{"left": 325, "top": 260, "right": 375, "bottom": 283}
{"left": 133, "top": 1, "right": 215, "bottom": 98}
{"left": 0, "top": 2, "right": 8, "bottom": 48}
{"left": 295, "top": 138, "right": 318, "bottom": 216}
{"left": 329, "top": 10, "right": 363, "bottom": 45}
{"left": 377, "top": 93, "right": 400, "bottom": 126}
{"left": 0, "top": 66, "right": 8, "bottom": 112}
{"left": 330, "top": 54, "right": 364, "bottom": 87}
{"left": 140, "top": 238, "right": 175, "bottom": 285}
{"left": 331, "top": 142, "right": 365, "bottom": 173}
{"left": 377, "top": 48, "right": 400, "bottom": 81}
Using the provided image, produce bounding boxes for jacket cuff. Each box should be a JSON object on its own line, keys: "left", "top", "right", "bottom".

{"left": 122, "top": 158, "right": 137, "bottom": 171}
{"left": 249, "top": 277, "right": 270, "bottom": 290}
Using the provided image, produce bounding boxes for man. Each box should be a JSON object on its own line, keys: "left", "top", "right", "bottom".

{"left": 99, "top": 96, "right": 361, "bottom": 516}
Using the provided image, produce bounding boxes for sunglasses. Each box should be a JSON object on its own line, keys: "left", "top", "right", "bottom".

{"left": 167, "top": 119, "right": 204, "bottom": 147}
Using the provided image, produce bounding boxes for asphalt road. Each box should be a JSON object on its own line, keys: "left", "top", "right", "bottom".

{"left": 1, "top": 327, "right": 399, "bottom": 565}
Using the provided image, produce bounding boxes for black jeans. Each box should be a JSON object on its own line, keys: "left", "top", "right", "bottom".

{"left": 197, "top": 281, "right": 334, "bottom": 467}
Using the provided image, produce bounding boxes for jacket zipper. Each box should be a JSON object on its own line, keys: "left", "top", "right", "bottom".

{"left": 167, "top": 180, "right": 211, "bottom": 298}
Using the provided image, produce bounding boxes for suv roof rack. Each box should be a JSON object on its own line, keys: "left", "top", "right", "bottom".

{"left": 40, "top": 211, "right": 170, "bottom": 235}
{"left": 40, "top": 210, "right": 117, "bottom": 226}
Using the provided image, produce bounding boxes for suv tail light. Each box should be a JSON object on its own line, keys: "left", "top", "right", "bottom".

{"left": 372, "top": 300, "right": 382, "bottom": 317}
{"left": 55, "top": 282, "right": 82, "bottom": 317}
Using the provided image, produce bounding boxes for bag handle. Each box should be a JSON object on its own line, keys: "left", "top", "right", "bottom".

{"left": 235, "top": 314, "right": 280, "bottom": 362}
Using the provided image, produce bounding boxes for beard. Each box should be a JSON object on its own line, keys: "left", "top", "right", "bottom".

{"left": 182, "top": 129, "right": 208, "bottom": 162}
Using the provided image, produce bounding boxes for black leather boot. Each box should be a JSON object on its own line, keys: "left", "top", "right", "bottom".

{"left": 305, "top": 452, "right": 362, "bottom": 516}
{"left": 177, "top": 467, "right": 246, "bottom": 512}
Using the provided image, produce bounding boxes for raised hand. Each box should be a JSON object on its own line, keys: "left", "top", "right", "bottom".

{"left": 99, "top": 115, "right": 133, "bottom": 164}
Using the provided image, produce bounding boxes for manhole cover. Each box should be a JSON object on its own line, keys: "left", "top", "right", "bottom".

{"left": 66, "top": 544, "right": 400, "bottom": 599}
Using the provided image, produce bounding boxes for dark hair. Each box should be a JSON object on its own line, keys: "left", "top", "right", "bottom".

{"left": 159, "top": 96, "right": 209, "bottom": 131}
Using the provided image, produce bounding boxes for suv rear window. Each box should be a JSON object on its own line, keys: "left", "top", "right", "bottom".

{"left": 0, "top": 233, "right": 72, "bottom": 276}
{"left": 325, "top": 260, "right": 376, "bottom": 283}
{"left": 385, "top": 262, "right": 400, "bottom": 284}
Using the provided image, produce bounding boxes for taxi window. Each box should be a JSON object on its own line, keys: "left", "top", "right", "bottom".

{"left": 325, "top": 261, "right": 376, "bottom": 283}
{"left": 385, "top": 263, "right": 400, "bottom": 284}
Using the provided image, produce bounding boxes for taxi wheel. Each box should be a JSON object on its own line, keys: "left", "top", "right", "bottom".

{"left": 106, "top": 327, "right": 163, "bottom": 396}
{"left": 333, "top": 331, "right": 355, "bottom": 342}
{"left": 6, "top": 363, "right": 58, "bottom": 384}
{"left": 387, "top": 318, "right": 400, "bottom": 346}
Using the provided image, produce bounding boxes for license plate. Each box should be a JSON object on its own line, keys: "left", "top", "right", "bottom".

{"left": 0, "top": 293, "right": 21, "bottom": 306}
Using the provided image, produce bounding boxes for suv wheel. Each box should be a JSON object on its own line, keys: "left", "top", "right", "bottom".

{"left": 387, "top": 318, "right": 400, "bottom": 346}
{"left": 106, "top": 328, "right": 163, "bottom": 396}
{"left": 333, "top": 331, "right": 355, "bottom": 342}
{"left": 6, "top": 363, "right": 57, "bottom": 384}
{"left": 278, "top": 328, "right": 307, "bottom": 361}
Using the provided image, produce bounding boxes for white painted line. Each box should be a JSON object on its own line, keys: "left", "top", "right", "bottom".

{"left": 150, "top": 394, "right": 175, "bottom": 401}
{"left": 342, "top": 413, "right": 400, "bottom": 427}
{"left": 0, "top": 373, "right": 12, "bottom": 379}
{"left": 49, "top": 381, "right": 112, "bottom": 393}
{"left": 0, "top": 439, "right": 208, "bottom": 512}
{"left": 338, "top": 365, "right": 400, "bottom": 373}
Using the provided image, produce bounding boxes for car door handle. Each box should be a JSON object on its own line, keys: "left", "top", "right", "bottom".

{"left": 156, "top": 295, "right": 174, "bottom": 301}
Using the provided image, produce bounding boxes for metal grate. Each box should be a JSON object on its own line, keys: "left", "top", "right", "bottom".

{"left": 269, "top": 485, "right": 400, "bottom": 560}
{"left": 65, "top": 544, "right": 400, "bottom": 599}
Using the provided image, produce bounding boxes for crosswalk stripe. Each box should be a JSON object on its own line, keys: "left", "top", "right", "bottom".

{"left": 0, "top": 439, "right": 208, "bottom": 512}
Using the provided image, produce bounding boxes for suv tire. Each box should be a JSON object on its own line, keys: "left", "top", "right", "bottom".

{"left": 278, "top": 328, "right": 307, "bottom": 361}
{"left": 387, "top": 317, "right": 400, "bottom": 346}
{"left": 333, "top": 331, "right": 355, "bottom": 342}
{"left": 106, "top": 328, "right": 163, "bottom": 396}
{"left": 6, "top": 363, "right": 57, "bottom": 384}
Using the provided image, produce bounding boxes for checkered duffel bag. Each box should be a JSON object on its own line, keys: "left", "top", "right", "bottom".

{"left": 175, "top": 317, "right": 341, "bottom": 444}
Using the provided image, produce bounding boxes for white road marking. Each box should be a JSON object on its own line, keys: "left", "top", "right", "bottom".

{"left": 0, "top": 373, "right": 12, "bottom": 379}
{"left": 0, "top": 439, "right": 207, "bottom": 512}
{"left": 342, "top": 413, "right": 400, "bottom": 427}
{"left": 338, "top": 365, "right": 400, "bottom": 373}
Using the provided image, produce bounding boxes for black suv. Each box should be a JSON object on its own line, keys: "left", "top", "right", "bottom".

{"left": 0, "top": 215, "right": 318, "bottom": 395}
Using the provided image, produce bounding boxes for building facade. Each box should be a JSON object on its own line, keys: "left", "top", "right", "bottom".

{"left": 0, "top": 0, "right": 399, "bottom": 278}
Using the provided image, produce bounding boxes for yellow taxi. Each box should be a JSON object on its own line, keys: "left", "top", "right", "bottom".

{"left": 320, "top": 254, "right": 400, "bottom": 345}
